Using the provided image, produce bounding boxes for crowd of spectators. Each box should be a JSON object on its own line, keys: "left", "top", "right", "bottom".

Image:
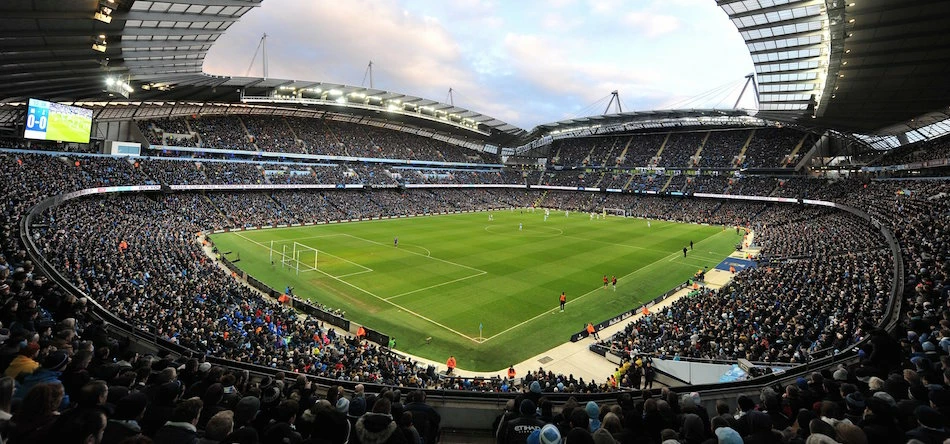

{"left": 618, "top": 134, "right": 666, "bottom": 167}
{"left": 190, "top": 116, "right": 257, "bottom": 151}
{"left": 742, "top": 128, "right": 808, "bottom": 169}
{"left": 550, "top": 139, "right": 596, "bottom": 167}
{"left": 137, "top": 118, "right": 199, "bottom": 147}
{"left": 699, "top": 131, "right": 746, "bottom": 168}
{"left": 658, "top": 133, "right": 705, "bottom": 168}
{"left": 242, "top": 116, "right": 306, "bottom": 155}
{"left": 3, "top": 139, "right": 950, "bottom": 442}
{"left": 871, "top": 136, "right": 950, "bottom": 166}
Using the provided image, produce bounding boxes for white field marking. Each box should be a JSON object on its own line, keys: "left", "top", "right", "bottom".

{"left": 335, "top": 270, "right": 375, "bottom": 278}
{"left": 668, "top": 252, "right": 724, "bottom": 262}
{"left": 231, "top": 233, "right": 481, "bottom": 342}
{"left": 479, "top": 229, "right": 735, "bottom": 343}
{"left": 261, "top": 235, "right": 373, "bottom": 273}
{"left": 403, "top": 244, "right": 431, "bottom": 257}
{"left": 341, "top": 234, "right": 488, "bottom": 274}
{"left": 385, "top": 271, "right": 487, "bottom": 301}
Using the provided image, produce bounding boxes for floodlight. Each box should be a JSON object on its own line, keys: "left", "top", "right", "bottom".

{"left": 335, "top": 97, "right": 346, "bottom": 104}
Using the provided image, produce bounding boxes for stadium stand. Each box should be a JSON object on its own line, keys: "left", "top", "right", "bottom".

{"left": 741, "top": 128, "right": 809, "bottom": 169}
{"left": 1, "top": 135, "right": 950, "bottom": 442}
{"left": 698, "top": 130, "right": 746, "bottom": 168}
{"left": 657, "top": 132, "right": 705, "bottom": 168}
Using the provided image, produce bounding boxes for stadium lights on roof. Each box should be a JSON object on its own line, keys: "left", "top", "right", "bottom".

{"left": 334, "top": 97, "right": 346, "bottom": 104}
{"left": 328, "top": 89, "right": 343, "bottom": 96}
{"left": 94, "top": 2, "right": 114, "bottom": 23}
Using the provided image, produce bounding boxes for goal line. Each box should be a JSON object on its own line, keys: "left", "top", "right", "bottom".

{"left": 603, "top": 207, "right": 628, "bottom": 218}
{"left": 270, "top": 241, "right": 318, "bottom": 275}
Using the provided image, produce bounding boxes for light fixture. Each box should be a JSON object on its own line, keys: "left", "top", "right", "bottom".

{"left": 94, "top": 1, "right": 114, "bottom": 23}
{"left": 92, "top": 34, "right": 107, "bottom": 52}
{"left": 105, "top": 75, "right": 133, "bottom": 98}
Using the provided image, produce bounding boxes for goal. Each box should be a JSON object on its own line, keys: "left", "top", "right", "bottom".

{"left": 603, "top": 208, "right": 627, "bottom": 218}
{"left": 271, "top": 241, "right": 318, "bottom": 275}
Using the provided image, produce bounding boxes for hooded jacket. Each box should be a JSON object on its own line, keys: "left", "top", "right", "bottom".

{"left": 353, "top": 412, "right": 409, "bottom": 444}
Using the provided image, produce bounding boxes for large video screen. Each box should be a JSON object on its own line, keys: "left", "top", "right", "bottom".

{"left": 24, "top": 98, "right": 93, "bottom": 144}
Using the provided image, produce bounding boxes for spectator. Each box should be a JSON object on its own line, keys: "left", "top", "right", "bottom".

{"left": 404, "top": 390, "right": 440, "bottom": 444}
{"left": 153, "top": 397, "right": 203, "bottom": 444}
{"left": 102, "top": 392, "right": 148, "bottom": 444}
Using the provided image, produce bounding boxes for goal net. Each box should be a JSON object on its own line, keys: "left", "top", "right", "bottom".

{"left": 273, "top": 241, "right": 318, "bottom": 275}
{"left": 603, "top": 208, "right": 627, "bottom": 218}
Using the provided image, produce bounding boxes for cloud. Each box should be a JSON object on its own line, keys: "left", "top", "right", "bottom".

{"left": 203, "top": 0, "right": 753, "bottom": 130}
{"left": 623, "top": 12, "right": 681, "bottom": 37}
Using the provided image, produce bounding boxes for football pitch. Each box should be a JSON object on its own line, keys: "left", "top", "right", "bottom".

{"left": 210, "top": 210, "right": 743, "bottom": 371}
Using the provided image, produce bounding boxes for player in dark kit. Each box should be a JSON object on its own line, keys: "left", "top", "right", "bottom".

{"left": 683, "top": 247, "right": 688, "bottom": 257}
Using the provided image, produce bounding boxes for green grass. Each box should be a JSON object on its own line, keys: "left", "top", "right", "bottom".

{"left": 210, "top": 210, "right": 743, "bottom": 371}
{"left": 46, "top": 112, "right": 91, "bottom": 143}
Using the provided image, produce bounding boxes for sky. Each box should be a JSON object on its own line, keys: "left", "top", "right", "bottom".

{"left": 203, "top": 0, "right": 755, "bottom": 131}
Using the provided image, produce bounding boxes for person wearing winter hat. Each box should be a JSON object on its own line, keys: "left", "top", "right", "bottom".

{"left": 13, "top": 350, "right": 70, "bottom": 408}
{"left": 348, "top": 396, "right": 367, "bottom": 420}
{"left": 715, "top": 427, "right": 742, "bottom": 444}
{"left": 336, "top": 397, "right": 350, "bottom": 415}
{"left": 585, "top": 401, "right": 601, "bottom": 432}
{"left": 539, "top": 424, "right": 562, "bottom": 444}
{"left": 499, "top": 399, "right": 545, "bottom": 444}
{"left": 527, "top": 428, "right": 542, "bottom": 444}
{"left": 526, "top": 380, "right": 542, "bottom": 404}
{"left": 4, "top": 342, "right": 40, "bottom": 378}
{"left": 225, "top": 396, "right": 261, "bottom": 444}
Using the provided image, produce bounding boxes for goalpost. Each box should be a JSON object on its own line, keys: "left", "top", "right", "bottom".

{"left": 272, "top": 241, "right": 318, "bottom": 275}
{"left": 603, "top": 208, "right": 627, "bottom": 218}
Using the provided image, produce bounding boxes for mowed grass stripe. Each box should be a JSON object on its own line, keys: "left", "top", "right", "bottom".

{"left": 211, "top": 211, "right": 743, "bottom": 370}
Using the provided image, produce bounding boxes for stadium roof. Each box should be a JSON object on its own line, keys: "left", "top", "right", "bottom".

{"left": 530, "top": 109, "right": 762, "bottom": 134}
{"left": 0, "top": 0, "right": 262, "bottom": 102}
{"left": 0, "top": 0, "right": 525, "bottom": 146}
{"left": 4, "top": 0, "right": 950, "bottom": 149}
{"left": 719, "top": 0, "right": 950, "bottom": 138}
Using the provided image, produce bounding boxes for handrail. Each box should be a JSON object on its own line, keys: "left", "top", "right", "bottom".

{"left": 18, "top": 183, "right": 904, "bottom": 404}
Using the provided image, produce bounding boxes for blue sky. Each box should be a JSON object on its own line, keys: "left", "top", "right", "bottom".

{"left": 203, "top": 0, "right": 754, "bottom": 130}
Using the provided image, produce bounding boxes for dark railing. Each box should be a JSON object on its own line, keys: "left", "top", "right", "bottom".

{"left": 18, "top": 184, "right": 905, "bottom": 416}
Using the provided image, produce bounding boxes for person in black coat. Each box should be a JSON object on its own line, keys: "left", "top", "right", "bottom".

{"left": 352, "top": 398, "right": 408, "bottom": 444}
{"left": 153, "top": 397, "right": 203, "bottom": 444}
{"left": 403, "top": 390, "right": 440, "bottom": 444}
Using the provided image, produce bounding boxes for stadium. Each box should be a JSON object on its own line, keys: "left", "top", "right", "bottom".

{"left": 0, "top": 0, "right": 949, "bottom": 442}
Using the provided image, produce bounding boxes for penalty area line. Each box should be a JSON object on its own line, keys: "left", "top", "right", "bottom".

{"left": 231, "top": 233, "right": 481, "bottom": 343}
